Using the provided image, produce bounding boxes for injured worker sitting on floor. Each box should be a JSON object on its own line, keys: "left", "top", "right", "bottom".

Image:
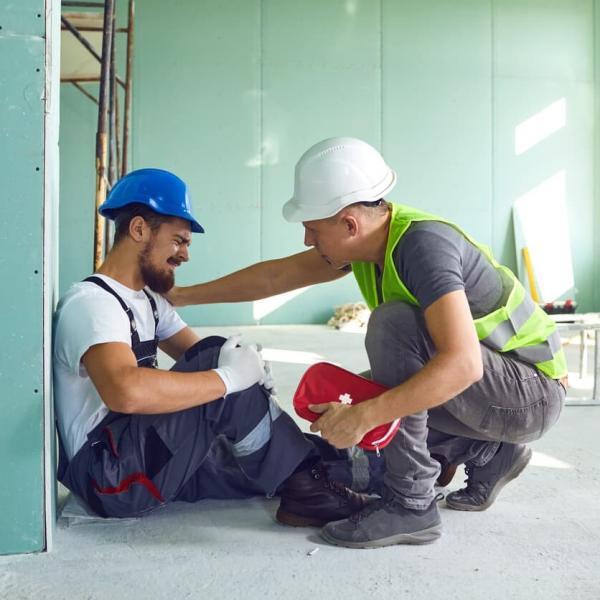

{"left": 166, "top": 137, "right": 569, "bottom": 549}
{"left": 53, "top": 168, "right": 374, "bottom": 523}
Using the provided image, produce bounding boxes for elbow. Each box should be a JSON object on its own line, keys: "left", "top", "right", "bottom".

{"left": 103, "top": 390, "right": 137, "bottom": 414}
{"left": 464, "top": 355, "right": 484, "bottom": 386}
{"left": 113, "top": 396, "right": 139, "bottom": 414}
{"left": 101, "top": 373, "right": 143, "bottom": 414}
{"left": 447, "top": 350, "right": 483, "bottom": 390}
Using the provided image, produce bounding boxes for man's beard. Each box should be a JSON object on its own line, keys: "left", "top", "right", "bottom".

{"left": 139, "top": 241, "right": 175, "bottom": 293}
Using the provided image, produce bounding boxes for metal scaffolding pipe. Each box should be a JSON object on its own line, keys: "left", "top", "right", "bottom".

{"left": 121, "top": 0, "right": 134, "bottom": 176}
{"left": 61, "top": 25, "right": 128, "bottom": 33}
{"left": 61, "top": 16, "right": 126, "bottom": 89}
{"left": 71, "top": 81, "right": 99, "bottom": 104}
{"left": 61, "top": 15, "right": 102, "bottom": 62}
{"left": 62, "top": 1, "right": 105, "bottom": 7}
{"left": 108, "top": 12, "right": 118, "bottom": 189}
{"left": 93, "top": 0, "right": 116, "bottom": 271}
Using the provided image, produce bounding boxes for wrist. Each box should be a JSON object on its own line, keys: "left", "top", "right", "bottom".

{"left": 212, "top": 367, "right": 231, "bottom": 395}
{"left": 176, "top": 286, "right": 191, "bottom": 307}
{"left": 361, "top": 392, "right": 395, "bottom": 429}
{"left": 355, "top": 401, "right": 377, "bottom": 431}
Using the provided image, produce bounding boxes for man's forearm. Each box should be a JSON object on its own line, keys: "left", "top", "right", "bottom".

{"left": 360, "top": 352, "right": 482, "bottom": 429}
{"left": 177, "top": 261, "right": 277, "bottom": 306}
{"left": 107, "top": 366, "right": 227, "bottom": 414}
{"left": 172, "top": 250, "right": 347, "bottom": 307}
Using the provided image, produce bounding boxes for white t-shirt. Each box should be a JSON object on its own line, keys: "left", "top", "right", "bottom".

{"left": 53, "top": 275, "right": 186, "bottom": 459}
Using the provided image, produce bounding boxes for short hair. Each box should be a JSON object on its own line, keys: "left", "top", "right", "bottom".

{"left": 337, "top": 198, "right": 389, "bottom": 220}
{"left": 112, "top": 203, "right": 172, "bottom": 245}
{"left": 356, "top": 199, "right": 387, "bottom": 210}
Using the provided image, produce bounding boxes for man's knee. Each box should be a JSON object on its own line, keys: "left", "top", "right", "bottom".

{"left": 364, "top": 302, "right": 434, "bottom": 385}
{"left": 172, "top": 336, "right": 226, "bottom": 373}
{"left": 184, "top": 335, "right": 227, "bottom": 360}
{"left": 365, "top": 301, "right": 426, "bottom": 353}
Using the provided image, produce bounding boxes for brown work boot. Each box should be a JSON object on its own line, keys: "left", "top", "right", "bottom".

{"left": 276, "top": 462, "right": 373, "bottom": 527}
{"left": 431, "top": 453, "right": 458, "bottom": 487}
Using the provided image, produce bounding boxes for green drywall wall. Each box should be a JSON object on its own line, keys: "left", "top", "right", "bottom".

{"left": 59, "top": 84, "right": 97, "bottom": 295}
{"left": 0, "top": 0, "right": 46, "bottom": 554}
{"left": 492, "top": 0, "right": 595, "bottom": 306}
{"left": 58, "top": 0, "right": 599, "bottom": 324}
{"left": 257, "top": 0, "right": 381, "bottom": 324}
{"left": 382, "top": 0, "right": 493, "bottom": 243}
{"left": 134, "top": 0, "right": 263, "bottom": 325}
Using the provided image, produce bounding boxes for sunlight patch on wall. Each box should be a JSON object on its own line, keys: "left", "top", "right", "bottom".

{"left": 252, "top": 286, "right": 312, "bottom": 321}
{"left": 513, "top": 170, "right": 574, "bottom": 302}
{"left": 246, "top": 136, "right": 280, "bottom": 168}
{"left": 345, "top": 0, "right": 358, "bottom": 15}
{"left": 514, "top": 98, "right": 566, "bottom": 156}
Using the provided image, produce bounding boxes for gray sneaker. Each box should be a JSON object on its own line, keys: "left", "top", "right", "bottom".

{"left": 445, "top": 443, "right": 532, "bottom": 512}
{"left": 320, "top": 488, "right": 442, "bottom": 549}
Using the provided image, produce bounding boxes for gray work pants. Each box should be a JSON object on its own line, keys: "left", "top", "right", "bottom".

{"left": 365, "top": 301, "right": 566, "bottom": 510}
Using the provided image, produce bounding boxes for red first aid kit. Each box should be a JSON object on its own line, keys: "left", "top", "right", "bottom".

{"left": 293, "top": 362, "right": 401, "bottom": 453}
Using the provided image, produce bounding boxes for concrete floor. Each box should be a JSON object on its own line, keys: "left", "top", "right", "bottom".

{"left": 1, "top": 325, "right": 599, "bottom": 600}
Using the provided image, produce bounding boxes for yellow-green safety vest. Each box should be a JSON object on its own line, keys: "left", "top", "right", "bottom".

{"left": 351, "top": 203, "right": 567, "bottom": 379}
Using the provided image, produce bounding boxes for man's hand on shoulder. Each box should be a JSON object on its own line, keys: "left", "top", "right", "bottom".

{"left": 163, "top": 286, "right": 185, "bottom": 307}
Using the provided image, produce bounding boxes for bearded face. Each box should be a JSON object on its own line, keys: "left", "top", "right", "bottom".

{"left": 139, "top": 238, "right": 176, "bottom": 292}
{"left": 135, "top": 218, "right": 191, "bottom": 292}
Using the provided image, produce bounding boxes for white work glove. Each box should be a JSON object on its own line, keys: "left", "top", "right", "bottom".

{"left": 213, "top": 334, "right": 267, "bottom": 395}
{"left": 253, "top": 343, "right": 277, "bottom": 395}
{"left": 262, "top": 360, "right": 278, "bottom": 397}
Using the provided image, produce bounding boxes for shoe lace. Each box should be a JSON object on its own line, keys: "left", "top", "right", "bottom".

{"left": 464, "top": 464, "right": 474, "bottom": 482}
{"left": 311, "top": 465, "right": 353, "bottom": 500}
{"left": 349, "top": 498, "right": 384, "bottom": 524}
{"left": 460, "top": 464, "right": 489, "bottom": 503}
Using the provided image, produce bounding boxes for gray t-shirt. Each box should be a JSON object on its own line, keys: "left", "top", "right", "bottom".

{"left": 389, "top": 221, "right": 503, "bottom": 317}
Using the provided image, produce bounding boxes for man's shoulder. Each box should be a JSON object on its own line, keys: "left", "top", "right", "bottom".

{"left": 55, "top": 280, "right": 124, "bottom": 324}
{"left": 54, "top": 280, "right": 133, "bottom": 375}
{"left": 405, "top": 220, "right": 462, "bottom": 240}
{"left": 59, "top": 279, "right": 111, "bottom": 305}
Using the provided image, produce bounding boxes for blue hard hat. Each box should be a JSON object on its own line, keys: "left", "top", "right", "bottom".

{"left": 99, "top": 168, "right": 204, "bottom": 233}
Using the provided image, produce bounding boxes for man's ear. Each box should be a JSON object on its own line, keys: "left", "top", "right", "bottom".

{"left": 342, "top": 213, "right": 359, "bottom": 237}
{"left": 128, "top": 215, "right": 149, "bottom": 242}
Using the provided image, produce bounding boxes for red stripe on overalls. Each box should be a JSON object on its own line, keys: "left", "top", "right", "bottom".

{"left": 92, "top": 473, "right": 165, "bottom": 502}
{"left": 103, "top": 427, "right": 119, "bottom": 456}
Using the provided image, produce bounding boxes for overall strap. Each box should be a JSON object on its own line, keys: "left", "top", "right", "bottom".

{"left": 83, "top": 276, "right": 140, "bottom": 341}
{"left": 142, "top": 289, "right": 159, "bottom": 332}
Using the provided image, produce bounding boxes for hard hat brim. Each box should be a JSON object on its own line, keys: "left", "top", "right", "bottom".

{"left": 100, "top": 205, "right": 205, "bottom": 234}
{"left": 282, "top": 169, "right": 397, "bottom": 223}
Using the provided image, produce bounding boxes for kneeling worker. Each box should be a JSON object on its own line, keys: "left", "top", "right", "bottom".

{"left": 168, "top": 137, "right": 568, "bottom": 549}
{"left": 54, "top": 168, "right": 370, "bottom": 523}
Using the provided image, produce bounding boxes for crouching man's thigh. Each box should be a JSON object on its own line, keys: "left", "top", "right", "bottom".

{"left": 444, "top": 345, "right": 565, "bottom": 444}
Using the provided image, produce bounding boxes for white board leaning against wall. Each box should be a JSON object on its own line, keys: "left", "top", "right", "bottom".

{"left": 513, "top": 170, "right": 575, "bottom": 303}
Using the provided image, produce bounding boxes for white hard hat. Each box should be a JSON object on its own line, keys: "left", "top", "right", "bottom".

{"left": 282, "top": 137, "right": 396, "bottom": 222}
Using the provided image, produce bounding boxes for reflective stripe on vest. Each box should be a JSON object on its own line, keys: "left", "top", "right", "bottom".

{"left": 478, "top": 277, "right": 563, "bottom": 365}
{"left": 351, "top": 203, "right": 567, "bottom": 379}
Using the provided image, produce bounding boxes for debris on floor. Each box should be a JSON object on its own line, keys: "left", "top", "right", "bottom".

{"left": 328, "top": 302, "right": 370, "bottom": 331}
